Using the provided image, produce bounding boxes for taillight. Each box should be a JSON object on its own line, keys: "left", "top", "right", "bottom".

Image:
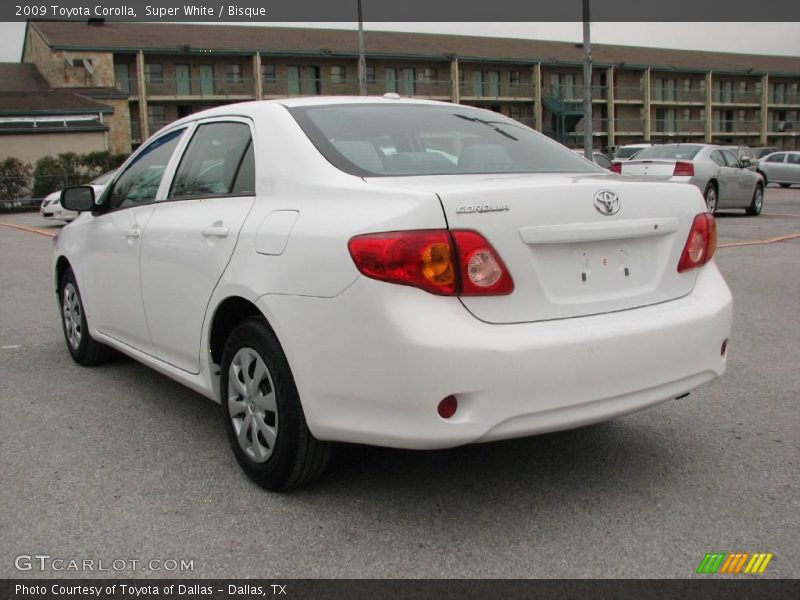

{"left": 673, "top": 161, "right": 695, "bottom": 177}
{"left": 348, "top": 229, "right": 513, "bottom": 296}
{"left": 677, "top": 213, "right": 717, "bottom": 273}
{"left": 609, "top": 162, "right": 622, "bottom": 174}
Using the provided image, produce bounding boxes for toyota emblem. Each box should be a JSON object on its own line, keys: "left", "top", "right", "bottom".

{"left": 593, "top": 190, "right": 620, "bottom": 216}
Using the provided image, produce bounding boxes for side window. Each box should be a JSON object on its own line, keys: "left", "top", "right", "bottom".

{"left": 231, "top": 142, "right": 255, "bottom": 195}
{"left": 169, "top": 122, "right": 253, "bottom": 199}
{"left": 766, "top": 153, "right": 786, "bottom": 163}
{"left": 108, "top": 128, "right": 185, "bottom": 210}
{"left": 710, "top": 150, "right": 726, "bottom": 167}
{"left": 787, "top": 154, "right": 800, "bottom": 165}
{"left": 720, "top": 150, "right": 739, "bottom": 167}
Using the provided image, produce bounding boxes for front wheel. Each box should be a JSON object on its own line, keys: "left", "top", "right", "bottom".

{"left": 704, "top": 183, "right": 718, "bottom": 214}
{"left": 59, "top": 268, "right": 114, "bottom": 365}
{"left": 220, "top": 317, "right": 331, "bottom": 491}
{"left": 746, "top": 183, "right": 764, "bottom": 216}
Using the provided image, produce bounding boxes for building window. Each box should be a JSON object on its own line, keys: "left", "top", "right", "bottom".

{"left": 423, "top": 68, "right": 437, "bottom": 83}
{"left": 261, "top": 64, "right": 276, "bottom": 83}
{"left": 509, "top": 105, "right": 522, "bottom": 120}
{"left": 458, "top": 68, "right": 464, "bottom": 83}
{"left": 331, "top": 66, "right": 346, "bottom": 84}
{"left": 509, "top": 71, "right": 520, "bottom": 87}
{"left": 147, "top": 104, "right": 166, "bottom": 127}
{"left": 145, "top": 63, "right": 163, "bottom": 84}
{"left": 226, "top": 64, "right": 243, "bottom": 84}
{"left": 366, "top": 66, "right": 376, "bottom": 84}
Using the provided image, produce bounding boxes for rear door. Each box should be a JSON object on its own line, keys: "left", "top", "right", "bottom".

{"left": 139, "top": 119, "right": 257, "bottom": 373}
{"left": 720, "top": 149, "right": 750, "bottom": 204}
{"left": 787, "top": 153, "right": 800, "bottom": 183}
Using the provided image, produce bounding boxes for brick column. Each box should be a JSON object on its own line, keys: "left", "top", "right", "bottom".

{"left": 450, "top": 57, "right": 460, "bottom": 104}
{"left": 534, "top": 63, "right": 543, "bottom": 131}
{"left": 760, "top": 74, "right": 769, "bottom": 145}
{"left": 643, "top": 68, "right": 651, "bottom": 141}
{"left": 705, "top": 71, "right": 713, "bottom": 143}
{"left": 607, "top": 66, "right": 615, "bottom": 149}
{"left": 253, "top": 52, "right": 263, "bottom": 100}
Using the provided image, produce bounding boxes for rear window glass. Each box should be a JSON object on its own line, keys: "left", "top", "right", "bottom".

{"left": 288, "top": 104, "right": 602, "bottom": 177}
{"left": 633, "top": 144, "right": 703, "bottom": 160}
{"left": 615, "top": 146, "right": 646, "bottom": 159}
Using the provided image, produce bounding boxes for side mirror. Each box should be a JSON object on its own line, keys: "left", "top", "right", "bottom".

{"left": 740, "top": 157, "right": 752, "bottom": 168}
{"left": 61, "top": 186, "right": 95, "bottom": 212}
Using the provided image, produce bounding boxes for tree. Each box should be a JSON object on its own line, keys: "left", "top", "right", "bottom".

{"left": 0, "top": 157, "right": 32, "bottom": 201}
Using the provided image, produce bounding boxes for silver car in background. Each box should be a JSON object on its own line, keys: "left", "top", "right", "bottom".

{"left": 612, "top": 144, "right": 765, "bottom": 215}
{"left": 757, "top": 151, "right": 800, "bottom": 188}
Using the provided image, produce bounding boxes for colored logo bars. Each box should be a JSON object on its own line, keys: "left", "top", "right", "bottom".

{"left": 696, "top": 552, "right": 774, "bottom": 574}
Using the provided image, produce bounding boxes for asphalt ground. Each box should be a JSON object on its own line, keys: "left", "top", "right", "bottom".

{"left": 0, "top": 187, "right": 798, "bottom": 579}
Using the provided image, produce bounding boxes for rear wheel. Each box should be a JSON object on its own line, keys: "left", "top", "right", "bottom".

{"left": 221, "top": 317, "right": 331, "bottom": 491}
{"left": 704, "top": 183, "right": 718, "bottom": 214}
{"left": 59, "top": 268, "right": 114, "bottom": 366}
{"left": 746, "top": 183, "right": 764, "bottom": 216}
{"left": 779, "top": 183, "right": 791, "bottom": 188}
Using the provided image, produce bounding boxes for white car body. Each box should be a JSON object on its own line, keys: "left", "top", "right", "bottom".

{"left": 53, "top": 98, "right": 732, "bottom": 478}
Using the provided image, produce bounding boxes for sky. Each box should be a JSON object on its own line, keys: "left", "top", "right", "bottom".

{"left": 0, "top": 21, "right": 799, "bottom": 62}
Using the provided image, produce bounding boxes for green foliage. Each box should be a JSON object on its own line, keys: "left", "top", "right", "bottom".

{"left": 0, "top": 157, "right": 33, "bottom": 202}
{"left": 29, "top": 150, "right": 130, "bottom": 197}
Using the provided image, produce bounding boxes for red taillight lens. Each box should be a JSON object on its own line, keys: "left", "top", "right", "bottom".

{"left": 348, "top": 229, "right": 513, "bottom": 296}
{"left": 677, "top": 213, "right": 717, "bottom": 273}
{"left": 673, "top": 161, "right": 695, "bottom": 177}
{"left": 609, "top": 162, "right": 622, "bottom": 173}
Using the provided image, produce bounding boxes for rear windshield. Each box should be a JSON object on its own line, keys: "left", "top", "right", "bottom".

{"left": 288, "top": 104, "right": 602, "bottom": 177}
{"left": 633, "top": 144, "right": 703, "bottom": 160}
{"left": 615, "top": 146, "right": 645, "bottom": 159}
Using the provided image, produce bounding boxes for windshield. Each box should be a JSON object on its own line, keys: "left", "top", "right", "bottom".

{"left": 615, "top": 147, "right": 646, "bottom": 159}
{"left": 633, "top": 144, "right": 703, "bottom": 160}
{"left": 288, "top": 104, "right": 603, "bottom": 177}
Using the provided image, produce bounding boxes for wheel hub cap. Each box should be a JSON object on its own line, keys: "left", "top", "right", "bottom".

{"left": 227, "top": 347, "right": 278, "bottom": 463}
{"left": 62, "top": 283, "right": 82, "bottom": 350}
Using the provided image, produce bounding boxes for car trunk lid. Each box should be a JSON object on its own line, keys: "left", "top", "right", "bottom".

{"left": 364, "top": 173, "right": 706, "bottom": 323}
{"left": 618, "top": 159, "right": 678, "bottom": 179}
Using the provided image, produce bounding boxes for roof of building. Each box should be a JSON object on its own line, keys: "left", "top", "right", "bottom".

{"left": 28, "top": 21, "right": 800, "bottom": 76}
{"left": 0, "top": 62, "right": 114, "bottom": 118}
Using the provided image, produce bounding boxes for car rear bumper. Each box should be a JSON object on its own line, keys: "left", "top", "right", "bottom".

{"left": 258, "top": 263, "right": 732, "bottom": 449}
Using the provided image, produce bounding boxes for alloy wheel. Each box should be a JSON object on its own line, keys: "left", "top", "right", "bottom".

{"left": 62, "top": 283, "right": 82, "bottom": 350}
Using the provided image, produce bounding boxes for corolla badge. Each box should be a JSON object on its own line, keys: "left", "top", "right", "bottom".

{"left": 456, "top": 203, "right": 511, "bottom": 214}
{"left": 593, "top": 190, "right": 620, "bottom": 215}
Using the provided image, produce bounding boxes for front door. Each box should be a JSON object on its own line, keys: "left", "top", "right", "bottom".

{"left": 176, "top": 64, "right": 191, "bottom": 95}
{"left": 200, "top": 65, "right": 215, "bottom": 96}
{"left": 287, "top": 66, "right": 300, "bottom": 95}
{"left": 305, "top": 66, "right": 321, "bottom": 95}
{"left": 140, "top": 120, "right": 257, "bottom": 373}
{"left": 80, "top": 127, "right": 187, "bottom": 355}
{"left": 402, "top": 68, "right": 415, "bottom": 96}
{"left": 385, "top": 68, "right": 397, "bottom": 93}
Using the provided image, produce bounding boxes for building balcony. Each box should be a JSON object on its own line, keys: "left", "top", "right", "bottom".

{"left": 768, "top": 92, "right": 800, "bottom": 106}
{"left": 614, "top": 118, "right": 646, "bottom": 134}
{"left": 543, "top": 85, "right": 609, "bottom": 102}
{"left": 460, "top": 81, "right": 535, "bottom": 100}
{"left": 146, "top": 77, "right": 256, "bottom": 99}
{"left": 614, "top": 87, "right": 646, "bottom": 102}
{"left": 712, "top": 91, "right": 762, "bottom": 105}
{"left": 769, "top": 120, "right": 799, "bottom": 133}
{"left": 712, "top": 120, "right": 762, "bottom": 135}
{"left": 652, "top": 120, "right": 706, "bottom": 135}
{"left": 261, "top": 78, "right": 453, "bottom": 99}
{"left": 650, "top": 90, "right": 706, "bottom": 104}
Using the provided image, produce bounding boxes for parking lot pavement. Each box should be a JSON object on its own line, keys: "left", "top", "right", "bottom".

{"left": 1, "top": 187, "right": 798, "bottom": 579}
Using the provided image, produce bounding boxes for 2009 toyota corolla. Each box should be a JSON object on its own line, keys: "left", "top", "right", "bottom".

{"left": 55, "top": 97, "right": 732, "bottom": 490}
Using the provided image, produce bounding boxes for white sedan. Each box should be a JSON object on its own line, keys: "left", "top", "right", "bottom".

{"left": 55, "top": 97, "right": 732, "bottom": 490}
{"left": 40, "top": 169, "right": 117, "bottom": 221}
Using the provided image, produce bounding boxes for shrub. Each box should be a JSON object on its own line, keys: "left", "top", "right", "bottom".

{"left": 0, "top": 157, "right": 33, "bottom": 201}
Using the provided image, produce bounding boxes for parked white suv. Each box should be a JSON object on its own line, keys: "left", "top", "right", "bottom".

{"left": 55, "top": 98, "right": 732, "bottom": 490}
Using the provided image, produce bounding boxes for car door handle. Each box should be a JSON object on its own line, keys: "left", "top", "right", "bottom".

{"left": 201, "top": 226, "right": 230, "bottom": 238}
{"left": 125, "top": 228, "right": 142, "bottom": 239}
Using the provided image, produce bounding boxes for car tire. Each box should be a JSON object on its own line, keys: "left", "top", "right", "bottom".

{"left": 59, "top": 268, "right": 114, "bottom": 366}
{"left": 704, "top": 183, "right": 718, "bottom": 214}
{"left": 745, "top": 183, "right": 764, "bottom": 216}
{"left": 779, "top": 183, "right": 791, "bottom": 188}
{"left": 221, "top": 316, "right": 331, "bottom": 491}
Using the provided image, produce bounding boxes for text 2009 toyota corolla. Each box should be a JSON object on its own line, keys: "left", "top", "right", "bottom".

{"left": 55, "top": 97, "right": 732, "bottom": 490}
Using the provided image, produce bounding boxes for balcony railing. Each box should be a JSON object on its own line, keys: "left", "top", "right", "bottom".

{"left": 769, "top": 120, "right": 798, "bottom": 133}
{"left": 712, "top": 90, "right": 762, "bottom": 105}
{"left": 614, "top": 118, "right": 645, "bottom": 133}
{"left": 768, "top": 92, "right": 800, "bottom": 105}
{"left": 652, "top": 120, "right": 706, "bottom": 134}
{"left": 459, "top": 81, "right": 535, "bottom": 100}
{"left": 120, "top": 77, "right": 257, "bottom": 98}
{"left": 544, "top": 85, "right": 609, "bottom": 102}
{"left": 712, "top": 120, "right": 762, "bottom": 134}
{"left": 261, "top": 78, "right": 453, "bottom": 98}
{"left": 614, "top": 86, "right": 646, "bottom": 101}
{"left": 651, "top": 89, "right": 706, "bottom": 103}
